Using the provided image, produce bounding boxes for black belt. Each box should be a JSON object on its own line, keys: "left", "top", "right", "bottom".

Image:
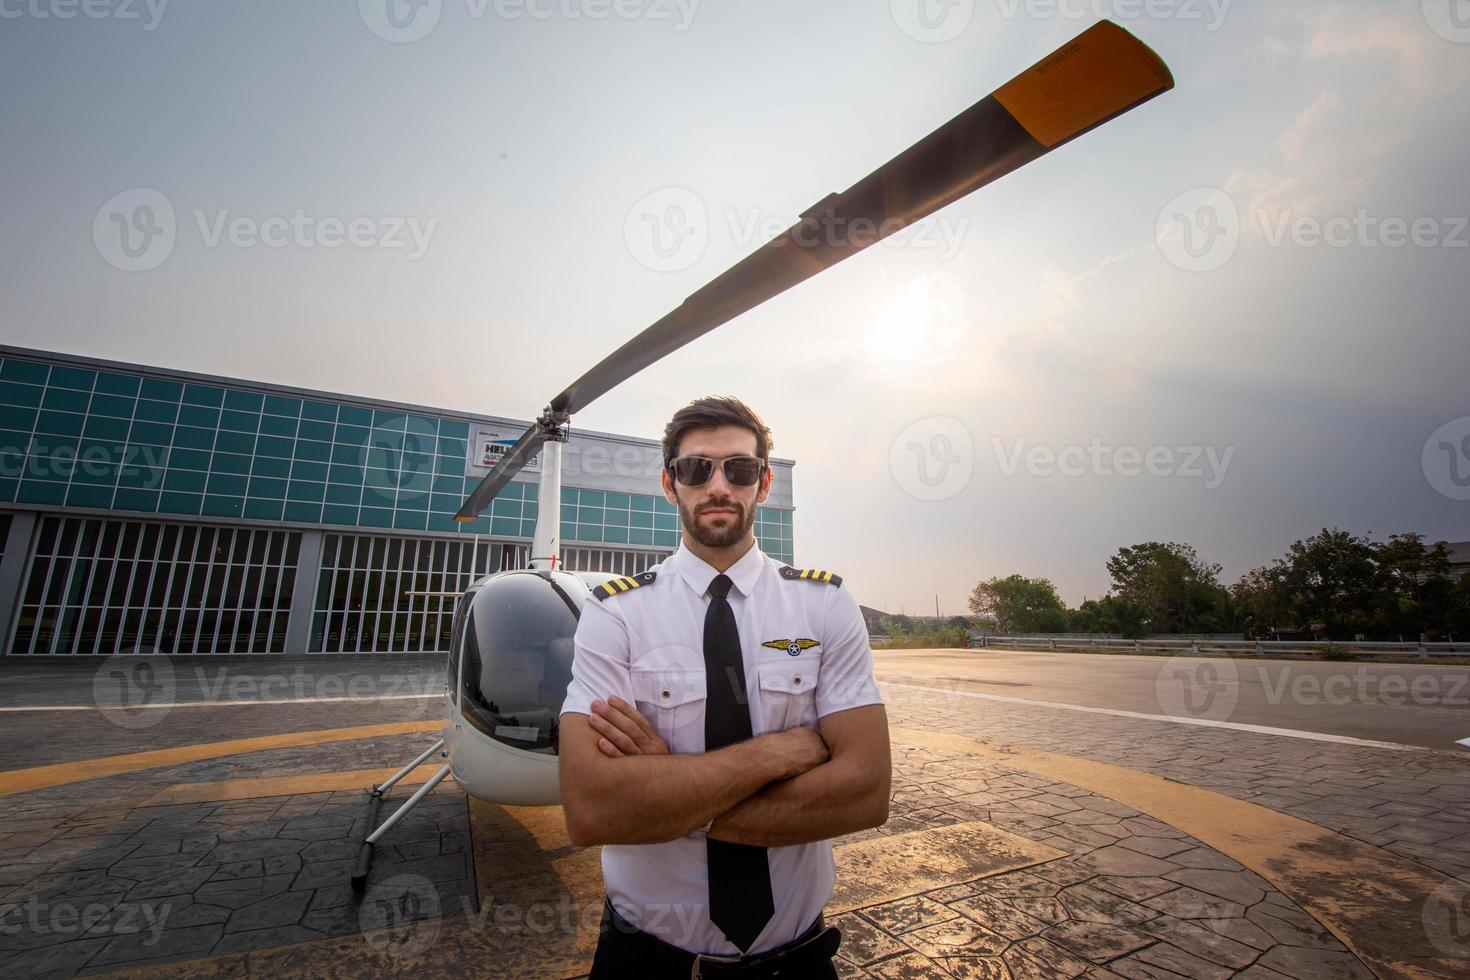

{"left": 599, "top": 900, "right": 841, "bottom": 978}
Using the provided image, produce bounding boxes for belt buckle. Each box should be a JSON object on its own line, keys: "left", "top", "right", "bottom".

{"left": 690, "top": 951, "right": 742, "bottom": 979}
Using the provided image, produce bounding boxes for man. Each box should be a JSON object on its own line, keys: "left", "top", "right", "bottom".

{"left": 560, "top": 396, "right": 891, "bottom": 978}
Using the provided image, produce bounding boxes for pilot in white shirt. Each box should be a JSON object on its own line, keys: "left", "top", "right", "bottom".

{"left": 562, "top": 540, "right": 884, "bottom": 955}
{"left": 557, "top": 396, "right": 891, "bottom": 978}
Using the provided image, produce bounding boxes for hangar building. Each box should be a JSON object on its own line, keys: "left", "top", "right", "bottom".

{"left": 0, "top": 346, "right": 796, "bottom": 656}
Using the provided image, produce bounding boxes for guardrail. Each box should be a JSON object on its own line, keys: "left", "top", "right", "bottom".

{"left": 969, "top": 636, "right": 1470, "bottom": 660}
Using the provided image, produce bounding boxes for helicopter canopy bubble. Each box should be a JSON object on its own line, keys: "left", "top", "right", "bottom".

{"left": 458, "top": 572, "right": 584, "bottom": 755}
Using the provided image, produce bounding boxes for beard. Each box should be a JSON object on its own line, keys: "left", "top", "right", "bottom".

{"left": 679, "top": 495, "right": 756, "bottom": 549}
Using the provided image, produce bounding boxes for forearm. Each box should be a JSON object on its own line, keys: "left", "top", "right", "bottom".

{"left": 709, "top": 753, "right": 889, "bottom": 847}
{"left": 563, "top": 736, "right": 785, "bottom": 846}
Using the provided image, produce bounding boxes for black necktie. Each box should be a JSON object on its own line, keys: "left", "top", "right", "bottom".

{"left": 703, "top": 573, "right": 774, "bottom": 952}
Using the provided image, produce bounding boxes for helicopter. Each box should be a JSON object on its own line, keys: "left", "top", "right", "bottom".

{"left": 350, "top": 18, "right": 1174, "bottom": 889}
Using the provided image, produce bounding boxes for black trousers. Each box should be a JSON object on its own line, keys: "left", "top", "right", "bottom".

{"left": 588, "top": 903, "right": 840, "bottom": 980}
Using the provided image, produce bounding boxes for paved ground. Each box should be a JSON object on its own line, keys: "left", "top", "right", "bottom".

{"left": 0, "top": 653, "right": 1466, "bottom": 978}
{"left": 0, "top": 655, "right": 447, "bottom": 709}
{"left": 874, "top": 649, "right": 1470, "bottom": 752}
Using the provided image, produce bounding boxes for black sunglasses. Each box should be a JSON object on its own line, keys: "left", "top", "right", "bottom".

{"left": 668, "top": 455, "right": 766, "bottom": 487}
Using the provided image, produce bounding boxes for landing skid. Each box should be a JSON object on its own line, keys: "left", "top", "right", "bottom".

{"left": 351, "top": 738, "right": 452, "bottom": 892}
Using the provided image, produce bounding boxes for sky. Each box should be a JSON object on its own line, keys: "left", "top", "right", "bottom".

{"left": 2, "top": 0, "right": 1468, "bottom": 615}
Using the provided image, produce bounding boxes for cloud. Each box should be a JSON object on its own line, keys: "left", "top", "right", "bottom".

{"left": 1229, "top": 3, "right": 1465, "bottom": 223}
{"left": 1299, "top": 5, "right": 1433, "bottom": 94}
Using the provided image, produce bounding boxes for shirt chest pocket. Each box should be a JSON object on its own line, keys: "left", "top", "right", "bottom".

{"left": 757, "top": 654, "right": 820, "bottom": 732}
{"left": 630, "top": 667, "right": 706, "bottom": 750}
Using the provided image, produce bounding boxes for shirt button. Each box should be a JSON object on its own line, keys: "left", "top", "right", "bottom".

{"left": 661, "top": 689, "right": 671, "bottom": 699}
{"left": 794, "top": 676, "right": 802, "bottom": 686}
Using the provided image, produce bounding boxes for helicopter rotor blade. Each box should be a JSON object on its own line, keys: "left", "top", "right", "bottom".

{"left": 457, "top": 20, "right": 1173, "bottom": 521}
{"left": 548, "top": 20, "right": 1173, "bottom": 416}
{"left": 454, "top": 421, "right": 548, "bottom": 523}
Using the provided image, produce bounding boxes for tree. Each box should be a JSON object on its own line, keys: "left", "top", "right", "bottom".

{"left": 1068, "top": 596, "right": 1147, "bottom": 638}
{"left": 1454, "top": 573, "right": 1470, "bottom": 640}
{"left": 1373, "top": 534, "right": 1462, "bottom": 640}
{"left": 968, "top": 575, "right": 1067, "bottom": 634}
{"left": 1276, "top": 528, "right": 1378, "bottom": 640}
{"left": 1231, "top": 565, "right": 1291, "bottom": 635}
{"left": 1105, "top": 542, "right": 1226, "bottom": 634}
{"left": 1210, "top": 592, "right": 1256, "bottom": 638}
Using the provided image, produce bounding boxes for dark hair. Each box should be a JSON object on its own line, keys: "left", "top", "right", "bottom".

{"left": 661, "top": 397, "right": 773, "bottom": 469}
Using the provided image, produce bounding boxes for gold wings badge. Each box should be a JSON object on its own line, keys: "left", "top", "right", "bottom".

{"left": 761, "top": 638, "right": 821, "bottom": 657}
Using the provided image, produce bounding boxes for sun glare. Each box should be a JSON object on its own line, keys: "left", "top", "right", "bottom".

{"left": 864, "top": 274, "right": 957, "bottom": 364}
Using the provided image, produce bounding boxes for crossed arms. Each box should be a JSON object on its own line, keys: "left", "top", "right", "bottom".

{"left": 559, "top": 699, "right": 890, "bottom": 848}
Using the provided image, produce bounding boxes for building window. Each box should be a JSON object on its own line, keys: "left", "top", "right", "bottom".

{"left": 559, "top": 547, "right": 668, "bottom": 577}
{"left": 8, "top": 515, "right": 299, "bottom": 655}
{"left": 311, "top": 533, "right": 502, "bottom": 654}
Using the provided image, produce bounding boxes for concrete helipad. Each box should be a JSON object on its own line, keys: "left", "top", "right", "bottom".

{"left": 1, "top": 651, "right": 1467, "bottom": 978}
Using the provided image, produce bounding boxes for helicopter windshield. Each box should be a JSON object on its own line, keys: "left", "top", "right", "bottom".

{"left": 458, "top": 573, "right": 579, "bottom": 755}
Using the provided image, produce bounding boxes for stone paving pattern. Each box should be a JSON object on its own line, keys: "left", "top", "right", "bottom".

{"left": 0, "top": 734, "right": 471, "bottom": 977}
{"left": 0, "top": 669, "right": 1466, "bottom": 977}
{"left": 0, "top": 693, "right": 444, "bottom": 771}
{"left": 879, "top": 682, "right": 1470, "bottom": 887}
{"left": 819, "top": 740, "right": 1374, "bottom": 980}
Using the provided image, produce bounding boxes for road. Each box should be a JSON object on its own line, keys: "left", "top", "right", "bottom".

{"left": 873, "top": 649, "right": 1470, "bottom": 752}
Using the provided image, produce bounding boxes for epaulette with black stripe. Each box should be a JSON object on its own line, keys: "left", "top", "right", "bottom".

{"left": 593, "top": 571, "right": 657, "bottom": 601}
{"left": 779, "top": 566, "right": 842, "bottom": 587}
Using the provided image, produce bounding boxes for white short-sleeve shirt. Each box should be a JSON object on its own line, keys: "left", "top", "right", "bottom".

{"left": 561, "top": 540, "right": 883, "bottom": 956}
